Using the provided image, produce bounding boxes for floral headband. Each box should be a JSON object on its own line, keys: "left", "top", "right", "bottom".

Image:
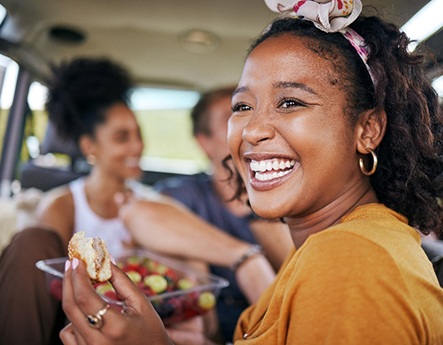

{"left": 264, "top": 0, "right": 376, "bottom": 86}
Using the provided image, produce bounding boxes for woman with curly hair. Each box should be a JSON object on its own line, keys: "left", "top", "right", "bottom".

{"left": 60, "top": 1, "right": 443, "bottom": 344}
{"left": 39, "top": 57, "right": 146, "bottom": 254}
{"left": 0, "top": 57, "right": 147, "bottom": 345}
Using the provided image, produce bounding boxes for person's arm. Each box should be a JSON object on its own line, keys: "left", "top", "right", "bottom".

{"left": 119, "top": 198, "right": 276, "bottom": 304}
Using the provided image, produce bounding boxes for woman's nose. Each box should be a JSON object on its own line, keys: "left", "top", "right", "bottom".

{"left": 132, "top": 136, "right": 144, "bottom": 154}
{"left": 241, "top": 112, "right": 275, "bottom": 146}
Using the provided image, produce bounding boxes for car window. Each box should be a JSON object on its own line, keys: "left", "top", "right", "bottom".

{"left": 131, "top": 87, "right": 209, "bottom": 175}
{"left": 26, "top": 81, "right": 49, "bottom": 159}
{"left": 0, "top": 5, "right": 6, "bottom": 26}
{"left": 0, "top": 54, "right": 18, "bottom": 163}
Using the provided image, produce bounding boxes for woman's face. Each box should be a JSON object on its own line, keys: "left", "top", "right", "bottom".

{"left": 90, "top": 103, "right": 144, "bottom": 180}
{"left": 228, "top": 34, "right": 366, "bottom": 220}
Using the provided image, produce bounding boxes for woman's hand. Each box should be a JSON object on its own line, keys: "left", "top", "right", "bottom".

{"left": 61, "top": 258, "right": 172, "bottom": 345}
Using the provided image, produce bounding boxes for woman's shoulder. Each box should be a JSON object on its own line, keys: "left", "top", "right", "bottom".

{"left": 33, "top": 184, "right": 75, "bottom": 246}
{"left": 322, "top": 203, "right": 418, "bottom": 245}
{"left": 299, "top": 206, "right": 419, "bottom": 266}
{"left": 298, "top": 227, "right": 395, "bottom": 268}
{"left": 291, "top": 208, "right": 431, "bottom": 288}
{"left": 35, "top": 185, "right": 74, "bottom": 218}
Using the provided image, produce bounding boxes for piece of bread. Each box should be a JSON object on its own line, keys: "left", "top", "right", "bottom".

{"left": 68, "top": 231, "right": 112, "bottom": 282}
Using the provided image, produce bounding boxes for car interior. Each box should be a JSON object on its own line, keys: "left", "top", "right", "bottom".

{"left": 0, "top": 0, "right": 442, "bottom": 269}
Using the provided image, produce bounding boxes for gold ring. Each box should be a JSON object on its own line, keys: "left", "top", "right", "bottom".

{"left": 86, "top": 304, "right": 110, "bottom": 329}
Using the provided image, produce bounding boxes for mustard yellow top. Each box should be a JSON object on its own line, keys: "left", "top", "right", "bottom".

{"left": 234, "top": 204, "right": 443, "bottom": 344}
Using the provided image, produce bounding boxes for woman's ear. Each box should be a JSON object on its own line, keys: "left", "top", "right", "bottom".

{"left": 355, "top": 108, "right": 387, "bottom": 153}
{"left": 195, "top": 133, "right": 213, "bottom": 158}
{"left": 78, "top": 135, "right": 95, "bottom": 157}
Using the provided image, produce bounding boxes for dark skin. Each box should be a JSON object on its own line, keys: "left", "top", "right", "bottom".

{"left": 61, "top": 259, "right": 172, "bottom": 345}
{"left": 60, "top": 34, "right": 387, "bottom": 344}
{"left": 228, "top": 34, "right": 386, "bottom": 248}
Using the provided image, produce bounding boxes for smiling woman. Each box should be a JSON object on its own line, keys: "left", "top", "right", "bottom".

{"left": 57, "top": 1, "right": 443, "bottom": 344}
{"left": 0, "top": 57, "right": 155, "bottom": 345}
{"left": 0, "top": 0, "right": 442, "bottom": 344}
{"left": 40, "top": 57, "right": 145, "bottom": 250}
{"left": 229, "top": 31, "right": 371, "bottom": 223}
{"left": 226, "top": 4, "right": 443, "bottom": 342}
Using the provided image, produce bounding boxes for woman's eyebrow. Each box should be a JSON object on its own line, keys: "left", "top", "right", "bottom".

{"left": 232, "top": 86, "right": 248, "bottom": 97}
{"left": 274, "top": 81, "right": 318, "bottom": 95}
{"left": 232, "top": 82, "right": 317, "bottom": 97}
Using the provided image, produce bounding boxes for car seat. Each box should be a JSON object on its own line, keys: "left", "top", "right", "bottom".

{"left": 19, "top": 121, "right": 90, "bottom": 191}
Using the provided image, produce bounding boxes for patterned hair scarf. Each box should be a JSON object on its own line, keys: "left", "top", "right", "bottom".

{"left": 264, "top": 0, "right": 376, "bottom": 86}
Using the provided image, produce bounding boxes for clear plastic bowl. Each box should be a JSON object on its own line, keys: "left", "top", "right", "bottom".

{"left": 36, "top": 249, "right": 229, "bottom": 325}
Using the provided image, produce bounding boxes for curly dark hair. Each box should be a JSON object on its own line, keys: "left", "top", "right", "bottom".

{"left": 45, "top": 57, "right": 133, "bottom": 143}
{"left": 227, "top": 15, "right": 443, "bottom": 236}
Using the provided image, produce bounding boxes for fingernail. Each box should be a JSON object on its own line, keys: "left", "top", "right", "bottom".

{"left": 72, "top": 258, "right": 79, "bottom": 270}
{"left": 64, "top": 260, "right": 71, "bottom": 272}
{"left": 110, "top": 256, "right": 116, "bottom": 265}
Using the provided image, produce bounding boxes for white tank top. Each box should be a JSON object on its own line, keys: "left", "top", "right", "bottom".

{"left": 69, "top": 178, "right": 132, "bottom": 257}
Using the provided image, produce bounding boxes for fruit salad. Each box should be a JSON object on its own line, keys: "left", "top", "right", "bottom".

{"left": 94, "top": 253, "right": 221, "bottom": 325}
{"left": 36, "top": 250, "right": 228, "bottom": 326}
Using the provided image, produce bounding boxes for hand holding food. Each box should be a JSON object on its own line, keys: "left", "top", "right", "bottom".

{"left": 50, "top": 232, "right": 227, "bottom": 344}
{"left": 61, "top": 252, "right": 172, "bottom": 345}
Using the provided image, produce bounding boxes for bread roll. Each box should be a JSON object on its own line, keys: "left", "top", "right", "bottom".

{"left": 68, "top": 231, "right": 112, "bottom": 282}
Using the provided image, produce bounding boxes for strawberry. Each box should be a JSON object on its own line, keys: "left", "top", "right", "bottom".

{"left": 49, "top": 279, "right": 63, "bottom": 300}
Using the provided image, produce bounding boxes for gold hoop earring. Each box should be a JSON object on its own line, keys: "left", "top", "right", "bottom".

{"left": 86, "top": 154, "right": 96, "bottom": 166}
{"left": 359, "top": 147, "right": 378, "bottom": 176}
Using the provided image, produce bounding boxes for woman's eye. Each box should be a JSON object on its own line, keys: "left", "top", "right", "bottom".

{"left": 279, "top": 98, "right": 305, "bottom": 108}
{"left": 232, "top": 103, "right": 252, "bottom": 112}
{"left": 114, "top": 133, "right": 129, "bottom": 143}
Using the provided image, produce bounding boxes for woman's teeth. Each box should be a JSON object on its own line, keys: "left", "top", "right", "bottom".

{"left": 250, "top": 159, "right": 296, "bottom": 181}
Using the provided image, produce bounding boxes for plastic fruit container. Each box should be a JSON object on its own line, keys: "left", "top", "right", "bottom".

{"left": 36, "top": 249, "right": 229, "bottom": 325}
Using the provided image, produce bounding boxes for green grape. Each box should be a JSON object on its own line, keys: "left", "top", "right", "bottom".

{"left": 144, "top": 274, "right": 168, "bottom": 293}
{"left": 198, "top": 291, "right": 216, "bottom": 310}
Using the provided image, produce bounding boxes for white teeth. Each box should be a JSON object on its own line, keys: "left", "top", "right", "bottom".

{"left": 250, "top": 159, "right": 295, "bottom": 172}
{"left": 259, "top": 160, "right": 267, "bottom": 172}
{"left": 255, "top": 169, "right": 292, "bottom": 181}
{"left": 250, "top": 158, "right": 296, "bottom": 181}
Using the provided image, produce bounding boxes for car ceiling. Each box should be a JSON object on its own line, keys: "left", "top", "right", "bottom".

{"left": 0, "top": 0, "right": 442, "bottom": 91}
